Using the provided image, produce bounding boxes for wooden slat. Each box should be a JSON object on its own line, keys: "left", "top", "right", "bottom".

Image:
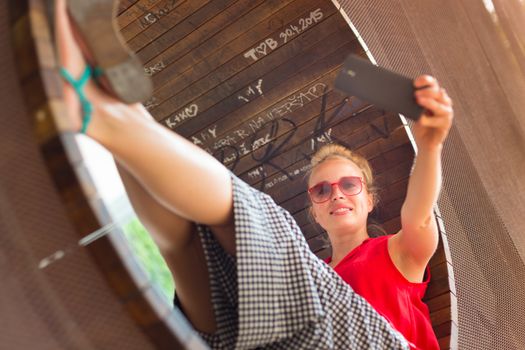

{"left": 144, "top": 0, "right": 287, "bottom": 86}
{"left": 117, "top": 0, "right": 143, "bottom": 16}
{"left": 148, "top": 0, "right": 335, "bottom": 118}
{"left": 131, "top": 0, "right": 217, "bottom": 55}
{"left": 117, "top": 0, "right": 163, "bottom": 28}
{"left": 158, "top": 14, "right": 353, "bottom": 129}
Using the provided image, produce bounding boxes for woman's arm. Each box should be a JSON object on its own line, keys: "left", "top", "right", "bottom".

{"left": 390, "top": 75, "right": 453, "bottom": 278}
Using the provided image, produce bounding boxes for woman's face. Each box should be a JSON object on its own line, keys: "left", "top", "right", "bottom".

{"left": 308, "top": 157, "right": 373, "bottom": 235}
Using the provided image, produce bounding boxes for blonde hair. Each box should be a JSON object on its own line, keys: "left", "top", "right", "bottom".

{"left": 307, "top": 144, "right": 379, "bottom": 206}
{"left": 306, "top": 143, "right": 385, "bottom": 237}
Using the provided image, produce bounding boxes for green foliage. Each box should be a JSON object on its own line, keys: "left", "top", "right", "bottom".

{"left": 122, "top": 217, "right": 175, "bottom": 302}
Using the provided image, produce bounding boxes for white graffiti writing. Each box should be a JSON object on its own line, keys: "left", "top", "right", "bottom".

{"left": 191, "top": 125, "right": 218, "bottom": 146}
{"left": 195, "top": 83, "right": 327, "bottom": 150}
{"left": 213, "top": 135, "right": 236, "bottom": 149}
{"left": 164, "top": 104, "right": 198, "bottom": 129}
{"left": 144, "top": 97, "right": 160, "bottom": 111}
{"left": 244, "top": 38, "right": 278, "bottom": 61}
{"left": 265, "top": 164, "right": 312, "bottom": 189}
{"left": 251, "top": 133, "right": 272, "bottom": 151}
{"left": 234, "top": 129, "right": 249, "bottom": 139}
{"left": 266, "top": 83, "right": 327, "bottom": 120}
{"left": 248, "top": 166, "right": 265, "bottom": 179}
{"left": 244, "top": 9, "right": 324, "bottom": 62}
{"left": 311, "top": 128, "right": 332, "bottom": 150}
{"left": 280, "top": 9, "right": 324, "bottom": 43}
{"left": 144, "top": 61, "right": 166, "bottom": 76}
{"left": 139, "top": 0, "right": 177, "bottom": 28}
{"left": 238, "top": 79, "right": 264, "bottom": 103}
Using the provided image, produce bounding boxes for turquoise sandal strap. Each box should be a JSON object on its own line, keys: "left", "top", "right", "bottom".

{"left": 93, "top": 66, "right": 104, "bottom": 79}
{"left": 59, "top": 66, "right": 93, "bottom": 134}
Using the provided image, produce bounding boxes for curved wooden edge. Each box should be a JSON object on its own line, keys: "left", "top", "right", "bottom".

{"left": 7, "top": 0, "right": 200, "bottom": 348}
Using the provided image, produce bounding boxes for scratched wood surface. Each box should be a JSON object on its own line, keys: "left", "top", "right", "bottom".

{"left": 119, "top": 1, "right": 452, "bottom": 348}
{"left": 118, "top": 0, "right": 405, "bottom": 253}
{"left": 8, "top": 0, "right": 452, "bottom": 348}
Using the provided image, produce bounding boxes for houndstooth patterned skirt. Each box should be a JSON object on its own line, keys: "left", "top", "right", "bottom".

{"left": 189, "top": 174, "right": 409, "bottom": 349}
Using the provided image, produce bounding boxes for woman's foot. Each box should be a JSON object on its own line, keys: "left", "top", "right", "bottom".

{"left": 61, "top": 0, "right": 152, "bottom": 104}
{"left": 54, "top": 0, "right": 152, "bottom": 138}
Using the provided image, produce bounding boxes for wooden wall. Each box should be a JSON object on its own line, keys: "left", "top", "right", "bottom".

{"left": 7, "top": 0, "right": 454, "bottom": 348}
{"left": 115, "top": 1, "right": 454, "bottom": 348}
{"left": 116, "top": 0, "right": 413, "bottom": 257}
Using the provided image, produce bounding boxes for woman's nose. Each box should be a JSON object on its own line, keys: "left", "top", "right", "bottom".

{"left": 330, "top": 183, "right": 345, "bottom": 201}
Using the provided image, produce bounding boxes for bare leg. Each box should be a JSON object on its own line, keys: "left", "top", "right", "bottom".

{"left": 117, "top": 163, "right": 216, "bottom": 333}
{"left": 55, "top": 0, "right": 236, "bottom": 333}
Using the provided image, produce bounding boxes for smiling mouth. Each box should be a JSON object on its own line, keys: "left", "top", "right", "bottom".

{"left": 330, "top": 208, "right": 353, "bottom": 215}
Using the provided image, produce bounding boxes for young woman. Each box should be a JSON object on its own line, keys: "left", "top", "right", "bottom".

{"left": 307, "top": 140, "right": 448, "bottom": 349}
{"left": 53, "top": 0, "right": 452, "bottom": 348}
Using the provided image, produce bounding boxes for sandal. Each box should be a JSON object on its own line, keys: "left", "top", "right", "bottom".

{"left": 50, "top": 0, "right": 153, "bottom": 104}
{"left": 59, "top": 66, "right": 96, "bottom": 134}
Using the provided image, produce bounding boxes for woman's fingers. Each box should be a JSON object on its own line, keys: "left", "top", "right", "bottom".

{"left": 417, "top": 97, "right": 453, "bottom": 118}
{"left": 440, "top": 89, "right": 453, "bottom": 106}
{"left": 414, "top": 75, "right": 437, "bottom": 90}
{"left": 416, "top": 87, "right": 451, "bottom": 106}
{"left": 414, "top": 75, "right": 453, "bottom": 106}
{"left": 413, "top": 75, "right": 453, "bottom": 123}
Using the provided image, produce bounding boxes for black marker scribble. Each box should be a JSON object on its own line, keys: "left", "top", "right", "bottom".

{"left": 251, "top": 118, "right": 297, "bottom": 190}
{"left": 311, "top": 87, "right": 354, "bottom": 152}
{"left": 369, "top": 111, "right": 391, "bottom": 139}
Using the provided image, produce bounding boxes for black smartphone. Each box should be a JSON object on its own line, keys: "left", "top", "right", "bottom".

{"left": 334, "top": 54, "right": 423, "bottom": 121}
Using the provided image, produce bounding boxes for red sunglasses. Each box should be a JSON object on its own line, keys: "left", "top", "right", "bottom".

{"left": 308, "top": 176, "right": 364, "bottom": 203}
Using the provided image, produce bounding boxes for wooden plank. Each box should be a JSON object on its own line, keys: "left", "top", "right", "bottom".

{"left": 429, "top": 240, "right": 447, "bottom": 267}
{"left": 118, "top": 0, "right": 143, "bottom": 16}
{"left": 280, "top": 156, "right": 413, "bottom": 217}
{"left": 156, "top": 12, "right": 351, "bottom": 127}
{"left": 307, "top": 233, "right": 330, "bottom": 253}
{"left": 143, "top": 0, "right": 289, "bottom": 85}
{"left": 234, "top": 102, "right": 403, "bottom": 184}
{"left": 11, "top": 14, "right": 40, "bottom": 81}
{"left": 172, "top": 46, "right": 364, "bottom": 172}
{"left": 117, "top": 0, "right": 163, "bottom": 29}
{"left": 185, "top": 68, "right": 353, "bottom": 162}
{"left": 425, "top": 274, "right": 450, "bottom": 300}
{"left": 438, "top": 335, "right": 451, "bottom": 350}
{"left": 272, "top": 123, "right": 411, "bottom": 202}
{"left": 120, "top": 0, "right": 185, "bottom": 40}
{"left": 164, "top": 36, "right": 360, "bottom": 139}
{"left": 261, "top": 131, "right": 411, "bottom": 206}
{"left": 233, "top": 99, "right": 384, "bottom": 185}
{"left": 431, "top": 306, "right": 452, "bottom": 327}
{"left": 241, "top": 110, "right": 402, "bottom": 203}
{"left": 147, "top": 0, "right": 333, "bottom": 104}
{"left": 382, "top": 216, "right": 401, "bottom": 235}
{"left": 425, "top": 291, "right": 451, "bottom": 312}
{"left": 376, "top": 177, "right": 410, "bottom": 208}
{"left": 433, "top": 320, "right": 454, "bottom": 339}
{"left": 428, "top": 261, "right": 449, "bottom": 281}
{"left": 181, "top": 48, "right": 366, "bottom": 144}
{"left": 130, "top": 0, "right": 216, "bottom": 55}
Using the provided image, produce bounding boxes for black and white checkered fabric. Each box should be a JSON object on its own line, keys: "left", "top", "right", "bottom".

{"left": 192, "top": 174, "right": 409, "bottom": 349}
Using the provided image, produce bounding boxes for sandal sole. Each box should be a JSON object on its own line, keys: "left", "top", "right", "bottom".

{"left": 67, "top": 0, "right": 153, "bottom": 104}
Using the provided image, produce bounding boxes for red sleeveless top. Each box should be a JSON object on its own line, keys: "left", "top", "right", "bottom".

{"left": 326, "top": 235, "right": 439, "bottom": 350}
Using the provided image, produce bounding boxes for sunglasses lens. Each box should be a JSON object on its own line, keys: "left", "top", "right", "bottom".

{"left": 310, "top": 182, "right": 331, "bottom": 202}
{"left": 339, "top": 177, "right": 361, "bottom": 195}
